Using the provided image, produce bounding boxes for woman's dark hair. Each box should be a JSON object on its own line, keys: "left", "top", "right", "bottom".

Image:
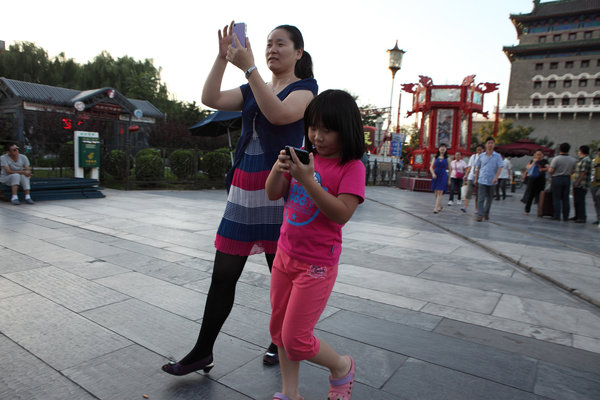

{"left": 579, "top": 145, "right": 590, "bottom": 155}
{"left": 435, "top": 143, "right": 448, "bottom": 159}
{"left": 273, "top": 25, "right": 313, "bottom": 79}
{"left": 303, "top": 89, "right": 364, "bottom": 164}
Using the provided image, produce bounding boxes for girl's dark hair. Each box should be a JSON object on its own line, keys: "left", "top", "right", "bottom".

{"left": 435, "top": 143, "right": 448, "bottom": 159}
{"left": 303, "top": 89, "right": 365, "bottom": 164}
{"left": 273, "top": 25, "right": 313, "bottom": 79}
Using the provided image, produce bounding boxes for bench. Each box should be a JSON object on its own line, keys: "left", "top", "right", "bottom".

{"left": 1, "top": 177, "right": 105, "bottom": 202}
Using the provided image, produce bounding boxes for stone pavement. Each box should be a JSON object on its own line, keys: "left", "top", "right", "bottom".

{"left": 0, "top": 186, "right": 599, "bottom": 400}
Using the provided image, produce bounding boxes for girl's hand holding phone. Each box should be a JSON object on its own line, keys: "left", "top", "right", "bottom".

{"left": 226, "top": 28, "right": 255, "bottom": 73}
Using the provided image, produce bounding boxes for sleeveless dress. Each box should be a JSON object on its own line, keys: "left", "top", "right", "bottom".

{"left": 430, "top": 157, "right": 448, "bottom": 192}
{"left": 215, "top": 78, "right": 318, "bottom": 256}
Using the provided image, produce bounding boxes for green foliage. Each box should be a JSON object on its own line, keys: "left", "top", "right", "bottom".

{"left": 202, "top": 149, "right": 231, "bottom": 180}
{"left": 168, "top": 149, "right": 196, "bottom": 179}
{"left": 0, "top": 41, "right": 207, "bottom": 129}
{"left": 135, "top": 148, "right": 164, "bottom": 181}
{"left": 104, "top": 149, "right": 133, "bottom": 179}
{"left": 472, "top": 120, "right": 549, "bottom": 152}
{"left": 588, "top": 138, "right": 600, "bottom": 153}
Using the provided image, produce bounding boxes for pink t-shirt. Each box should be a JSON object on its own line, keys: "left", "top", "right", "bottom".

{"left": 451, "top": 159, "right": 467, "bottom": 178}
{"left": 278, "top": 155, "right": 365, "bottom": 266}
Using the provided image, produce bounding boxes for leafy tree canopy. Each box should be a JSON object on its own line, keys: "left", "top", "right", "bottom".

{"left": 0, "top": 41, "right": 206, "bottom": 126}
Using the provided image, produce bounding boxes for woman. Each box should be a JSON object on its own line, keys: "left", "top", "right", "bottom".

{"left": 448, "top": 151, "right": 466, "bottom": 206}
{"left": 162, "top": 22, "right": 318, "bottom": 376}
{"left": 430, "top": 143, "right": 449, "bottom": 213}
{"left": 524, "top": 149, "right": 549, "bottom": 215}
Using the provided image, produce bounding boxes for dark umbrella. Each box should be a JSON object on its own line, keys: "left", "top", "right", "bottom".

{"left": 189, "top": 111, "right": 242, "bottom": 164}
{"left": 495, "top": 139, "right": 555, "bottom": 157}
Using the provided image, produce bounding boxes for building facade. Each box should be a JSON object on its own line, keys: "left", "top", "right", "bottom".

{"left": 501, "top": 0, "right": 600, "bottom": 149}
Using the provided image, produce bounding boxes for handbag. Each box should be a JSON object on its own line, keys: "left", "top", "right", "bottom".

{"left": 456, "top": 171, "right": 465, "bottom": 179}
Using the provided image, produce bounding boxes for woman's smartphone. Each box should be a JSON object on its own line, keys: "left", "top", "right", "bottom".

{"left": 232, "top": 23, "right": 246, "bottom": 48}
{"left": 285, "top": 146, "right": 310, "bottom": 165}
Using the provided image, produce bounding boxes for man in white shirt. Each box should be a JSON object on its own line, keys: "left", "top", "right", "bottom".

{"left": 0, "top": 143, "right": 34, "bottom": 205}
{"left": 461, "top": 144, "right": 484, "bottom": 213}
{"left": 495, "top": 154, "right": 512, "bottom": 200}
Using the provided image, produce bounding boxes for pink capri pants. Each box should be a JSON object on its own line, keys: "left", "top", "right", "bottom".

{"left": 269, "top": 248, "right": 338, "bottom": 361}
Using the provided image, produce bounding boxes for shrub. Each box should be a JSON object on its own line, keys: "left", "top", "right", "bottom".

{"left": 104, "top": 149, "right": 133, "bottom": 180}
{"left": 135, "top": 148, "right": 164, "bottom": 181}
{"left": 168, "top": 149, "right": 196, "bottom": 179}
{"left": 202, "top": 150, "right": 230, "bottom": 181}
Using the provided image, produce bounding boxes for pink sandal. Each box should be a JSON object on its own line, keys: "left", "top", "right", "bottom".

{"left": 327, "top": 356, "right": 355, "bottom": 400}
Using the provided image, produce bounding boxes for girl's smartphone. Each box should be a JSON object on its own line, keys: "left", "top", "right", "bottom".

{"left": 285, "top": 146, "right": 310, "bottom": 165}
{"left": 232, "top": 23, "right": 246, "bottom": 48}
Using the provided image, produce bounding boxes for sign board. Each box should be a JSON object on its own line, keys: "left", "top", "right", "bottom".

{"left": 74, "top": 131, "right": 100, "bottom": 179}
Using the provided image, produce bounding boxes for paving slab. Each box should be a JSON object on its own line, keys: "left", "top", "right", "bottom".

{"left": 0, "top": 186, "right": 598, "bottom": 399}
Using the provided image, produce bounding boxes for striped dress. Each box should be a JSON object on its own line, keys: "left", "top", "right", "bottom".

{"left": 215, "top": 129, "right": 284, "bottom": 255}
{"left": 215, "top": 78, "right": 318, "bottom": 257}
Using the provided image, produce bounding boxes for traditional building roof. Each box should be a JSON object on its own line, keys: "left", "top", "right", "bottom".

{"left": 511, "top": 0, "right": 600, "bottom": 21}
{"left": 0, "top": 77, "right": 164, "bottom": 119}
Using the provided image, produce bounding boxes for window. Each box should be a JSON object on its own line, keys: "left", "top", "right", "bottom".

{"left": 577, "top": 97, "right": 586, "bottom": 105}
{"left": 569, "top": 32, "right": 577, "bottom": 40}
{"left": 549, "top": 80, "right": 557, "bottom": 88}
{"left": 539, "top": 36, "right": 546, "bottom": 43}
{"left": 566, "top": 61, "right": 574, "bottom": 68}
{"left": 550, "top": 62, "right": 558, "bottom": 69}
{"left": 585, "top": 31, "right": 593, "bottom": 39}
{"left": 562, "top": 97, "right": 570, "bottom": 106}
{"left": 533, "top": 81, "right": 542, "bottom": 89}
{"left": 535, "top": 63, "right": 544, "bottom": 70}
{"left": 532, "top": 99, "right": 541, "bottom": 106}
{"left": 564, "top": 80, "right": 572, "bottom": 88}
{"left": 553, "top": 34, "right": 561, "bottom": 42}
{"left": 547, "top": 98, "right": 555, "bottom": 106}
{"left": 579, "top": 79, "right": 587, "bottom": 87}
{"left": 597, "top": 59, "right": 600, "bottom": 67}
{"left": 594, "top": 97, "right": 600, "bottom": 105}
{"left": 581, "top": 60, "right": 590, "bottom": 68}
{"left": 595, "top": 78, "right": 600, "bottom": 86}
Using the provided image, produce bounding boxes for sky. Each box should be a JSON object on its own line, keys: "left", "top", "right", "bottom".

{"left": 2, "top": 0, "right": 536, "bottom": 125}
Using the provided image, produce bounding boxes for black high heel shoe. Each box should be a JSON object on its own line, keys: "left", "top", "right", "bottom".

{"left": 161, "top": 354, "right": 214, "bottom": 376}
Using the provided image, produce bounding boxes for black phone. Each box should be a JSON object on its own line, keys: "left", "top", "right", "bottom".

{"left": 285, "top": 146, "right": 310, "bottom": 165}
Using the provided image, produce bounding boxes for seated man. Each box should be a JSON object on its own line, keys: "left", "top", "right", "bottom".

{"left": 1, "top": 143, "right": 34, "bottom": 205}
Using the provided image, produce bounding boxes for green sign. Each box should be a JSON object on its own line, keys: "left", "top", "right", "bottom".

{"left": 78, "top": 136, "right": 100, "bottom": 168}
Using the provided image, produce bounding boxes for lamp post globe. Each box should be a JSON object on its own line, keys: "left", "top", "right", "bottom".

{"left": 386, "top": 41, "right": 405, "bottom": 154}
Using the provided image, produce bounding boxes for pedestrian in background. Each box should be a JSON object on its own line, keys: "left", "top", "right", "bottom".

{"left": 430, "top": 143, "right": 449, "bottom": 213}
{"left": 592, "top": 147, "right": 600, "bottom": 225}
{"left": 523, "top": 149, "right": 549, "bottom": 215}
{"left": 461, "top": 144, "right": 484, "bottom": 213}
{"left": 571, "top": 145, "right": 592, "bottom": 223}
{"left": 549, "top": 142, "right": 577, "bottom": 221}
{"left": 448, "top": 151, "right": 466, "bottom": 206}
{"left": 495, "top": 154, "right": 512, "bottom": 200}
{"left": 0, "top": 142, "right": 34, "bottom": 205}
{"left": 474, "top": 137, "right": 503, "bottom": 222}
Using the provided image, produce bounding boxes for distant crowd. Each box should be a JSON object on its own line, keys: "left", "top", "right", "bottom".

{"left": 429, "top": 138, "right": 599, "bottom": 225}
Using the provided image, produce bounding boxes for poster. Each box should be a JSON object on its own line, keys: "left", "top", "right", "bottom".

{"left": 436, "top": 109, "right": 453, "bottom": 147}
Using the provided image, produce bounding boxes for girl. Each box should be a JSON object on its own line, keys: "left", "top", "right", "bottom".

{"left": 265, "top": 90, "right": 365, "bottom": 400}
{"left": 430, "top": 143, "right": 449, "bottom": 213}
{"left": 162, "top": 22, "right": 317, "bottom": 376}
{"left": 448, "top": 151, "right": 466, "bottom": 206}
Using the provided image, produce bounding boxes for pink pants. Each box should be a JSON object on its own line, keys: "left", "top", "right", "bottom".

{"left": 269, "top": 248, "right": 338, "bottom": 361}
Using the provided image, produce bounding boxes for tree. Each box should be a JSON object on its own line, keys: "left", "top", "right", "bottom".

{"left": 470, "top": 119, "right": 556, "bottom": 151}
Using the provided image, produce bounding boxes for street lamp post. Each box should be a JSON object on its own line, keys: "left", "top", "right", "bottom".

{"left": 387, "top": 41, "right": 405, "bottom": 154}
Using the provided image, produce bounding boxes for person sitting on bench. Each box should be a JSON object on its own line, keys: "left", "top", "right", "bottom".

{"left": 1, "top": 143, "right": 34, "bottom": 205}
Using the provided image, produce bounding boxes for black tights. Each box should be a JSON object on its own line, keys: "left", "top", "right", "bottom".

{"left": 179, "top": 250, "right": 275, "bottom": 365}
